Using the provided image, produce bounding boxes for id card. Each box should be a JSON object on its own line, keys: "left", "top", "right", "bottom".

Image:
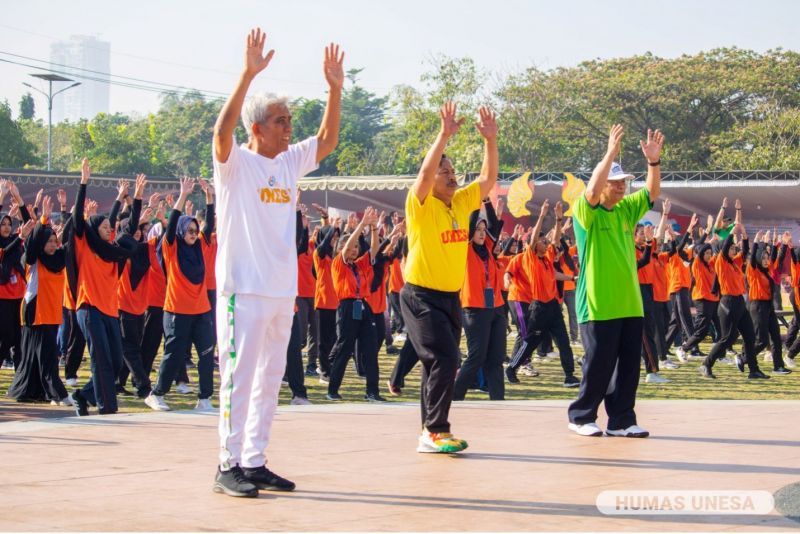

{"left": 483, "top": 288, "right": 495, "bottom": 308}
{"left": 353, "top": 300, "right": 364, "bottom": 320}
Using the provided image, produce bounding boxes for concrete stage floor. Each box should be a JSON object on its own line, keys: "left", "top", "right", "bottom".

{"left": 1, "top": 400, "right": 798, "bottom": 532}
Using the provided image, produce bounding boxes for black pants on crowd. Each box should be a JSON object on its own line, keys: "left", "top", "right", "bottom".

{"left": 400, "top": 283, "right": 461, "bottom": 434}
{"left": 703, "top": 295, "right": 759, "bottom": 372}
{"left": 152, "top": 311, "right": 215, "bottom": 399}
{"left": 389, "top": 338, "right": 418, "bottom": 389}
{"left": 0, "top": 298, "right": 22, "bottom": 367}
{"left": 665, "top": 287, "right": 695, "bottom": 348}
{"left": 388, "top": 291, "right": 404, "bottom": 334}
{"left": 117, "top": 311, "right": 152, "bottom": 398}
{"left": 296, "top": 296, "right": 318, "bottom": 371}
{"left": 316, "top": 308, "right": 337, "bottom": 377}
{"left": 508, "top": 300, "right": 530, "bottom": 362}
{"left": 140, "top": 306, "right": 163, "bottom": 376}
{"left": 563, "top": 290, "right": 579, "bottom": 343}
{"left": 327, "top": 299, "right": 378, "bottom": 396}
{"left": 285, "top": 312, "right": 308, "bottom": 399}
{"left": 454, "top": 306, "right": 506, "bottom": 401}
{"left": 64, "top": 308, "right": 87, "bottom": 380}
{"left": 652, "top": 300, "right": 669, "bottom": 361}
{"left": 749, "top": 299, "right": 785, "bottom": 370}
{"left": 681, "top": 299, "right": 718, "bottom": 351}
{"left": 568, "top": 317, "right": 644, "bottom": 430}
{"left": 784, "top": 291, "right": 799, "bottom": 349}
{"left": 640, "top": 285, "right": 660, "bottom": 374}
{"left": 509, "top": 299, "right": 574, "bottom": 378}
{"left": 76, "top": 305, "right": 123, "bottom": 414}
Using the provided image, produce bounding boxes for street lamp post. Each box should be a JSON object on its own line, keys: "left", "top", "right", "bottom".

{"left": 23, "top": 74, "right": 81, "bottom": 171}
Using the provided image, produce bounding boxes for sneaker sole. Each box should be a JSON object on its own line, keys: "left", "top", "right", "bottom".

{"left": 212, "top": 483, "right": 258, "bottom": 498}
{"left": 605, "top": 430, "right": 650, "bottom": 438}
{"left": 416, "top": 443, "right": 464, "bottom": 453}
{"left": 568, "top": 423, "right": 603, "bottom": 437}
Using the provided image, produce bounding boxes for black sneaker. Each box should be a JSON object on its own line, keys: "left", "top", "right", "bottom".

{"left": 213, "top": 466, "right": 258, "bottom": 498}
{"left": 735, "top": 354, "right": 745, "bottom": 373}
{"left": 699, "top": 365, "right": 716, "bottom": 379}
{"left": 72, "top": 389, "right": 89, "bottom": 416}
{"left": 242, "top": 466, "right": 295, "bottom": 492}
{"left": 748, "top": 370, "right": 770, "bottom": 380}
{"left": 563, "top": 375, "right": 580, "bottom": 388}
{"left": 326, "top": 393, "right": 342, "bottom": 401}
{"left": 386, "top": 345, "right": 400, "bottom": 355}
{"left": 364, "top": 393, "right": 386, "bottom": 402}
{"left": 773, "top": 367, "right": 792, "bottom": 375}
{"left": 304, "top": 368, "right": 319, "bottom": 377}
{"left": 505, "top": 366, "right": 520, "bottom": 384}
{"left": 116, "top": 385, "right": 134, "bottom": 396}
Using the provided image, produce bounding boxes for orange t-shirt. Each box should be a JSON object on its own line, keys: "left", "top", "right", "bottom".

{"left": 0, "top": 245, "right": 26, "bottom": 299}
{"left": 505, "top": 253, "right": 532, "bottom": 304}
{"left": 716, "top": 255, "right": 746, "bottom": 297}
{"left": 460, "top": 242, "right": 504, "bottom": 309}
{"left": 162, "top": 239, "right": 211, "bottom": 315}
{"left": 388, "top": 257, "right": 404, "bottom": 294}
{"left": 75, "top": 234, "right": 120, "bottom": 317}
{"left": 692, "top": 256, "right": 719, "bottom": 302}
{"left": 667, "top": 252, "right": 692, "bottom": 294}
{"left": 651, "top": 247, "right": 670, "bottom": 303}
{"left": 331, "top": 253, "right": 372, "bottom": 301}
{"left": 313, "top": 252, "right": 339, "bottom": 310}
{"left": 523, "top": 246, "right": 559, "bottom": 304}
{"left": 203, "top": 234, "right": 217, "bottom": 292}
{"left": 28, "top": 261, "right": 65, "bottom": 325}
{"left": 747, "top": 264, "right": 772, "bottom": 302}
{"left": 297, "top": 241, "right": 316, "bottom": 299}
{"left": 146, "top": 241, "right": 166, "bottom": 309}
{"left": 365, "top": 262, "right": 389, "bottom": 314}
{"left": 791, "top": 259, "right": 800, "bottom": 306}
{"left": 636, "top": 246, "right": 655, "bottom": 285}
{"left": 118, "top": 261, "right": 150, "bottom": 316}
{"left": 560, "top": 255, "right": 576, "bottom": 292}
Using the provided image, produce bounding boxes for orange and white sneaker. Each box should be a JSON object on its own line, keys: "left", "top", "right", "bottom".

{"left": 417, "top": 430, "right": 468, "bottom": 453}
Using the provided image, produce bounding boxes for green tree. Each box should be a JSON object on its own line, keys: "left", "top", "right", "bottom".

{"left": 0, "top": 100, "right": 39, "bottom": 168}
{"left": 709, "top": 107, "right": 800, "bottom": 170}
{"left": 19, "top": 93, "right": 35, "bottom": 120}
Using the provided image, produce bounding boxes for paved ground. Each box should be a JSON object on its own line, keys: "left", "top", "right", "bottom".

{"left": 1, "top": 400, "right": 799, "bottom": 532}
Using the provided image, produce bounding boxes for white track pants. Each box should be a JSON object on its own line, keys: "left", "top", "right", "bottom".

{"left": 217, "top": 293, "right": 294, "bottom": 470}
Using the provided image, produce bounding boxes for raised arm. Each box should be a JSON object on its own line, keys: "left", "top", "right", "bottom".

{"left": 552, "top": 201, "right": 564, "bottom": 245}
{"left": 73, "top": 158, "right": 91, "bottom": 237}
{"left": 734, "top": 198, "right": 742, "bottom": 226}
{"left": 166, "top": 177, "right": 194, "bottom": 245}
{"left": 585, "top": 124, "right": 624, "bottom": 207}
{"left": 714, "top": 197, "right": 728, "bottom": 231}
{"left": 640, "top": 128, "right": 664, "bottom": 202}
{"left": 316, "top": 44, "right": 344, "bottom": 162}
{"left": 655, "top": 198, "right": 670, "bottom": 242}
{"left": 213, "top": 28, "right": 275, "bottom": 164}
{"left": 530, "top": 200, "right": 550, "bottom": 245}
{"left": 200, "top": 180, "right": 215, "bottom": 243}
{"left": 474, "top": 106, "right": 499, "bottom": 199}
{"left": 413, "top": 101, "right": 464, "bottom": 203}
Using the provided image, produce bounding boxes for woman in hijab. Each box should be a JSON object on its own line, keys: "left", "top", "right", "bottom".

{"left": 68, "top": 159, "right": 138, "bottom": 416}
{"left": 8, "top": 196, "right": 70, "bottom": 405}
{"left": 0, "top": 180, "right": 33, "bottom": 369}
{"left": 146, "top": 177, "right": 215, "bottom": 412}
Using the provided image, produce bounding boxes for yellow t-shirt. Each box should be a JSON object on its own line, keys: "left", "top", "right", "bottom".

{"left": 403, "top": 181, "right": 481, "bottom": 292}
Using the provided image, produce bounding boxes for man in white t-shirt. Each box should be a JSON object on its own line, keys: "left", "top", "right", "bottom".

{"left": 211, "top": 28, "right": 344, "bottom": 498}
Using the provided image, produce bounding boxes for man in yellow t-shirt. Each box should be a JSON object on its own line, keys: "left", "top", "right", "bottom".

{"left": 400, "top": 101, "right": 499, "bottom": 454}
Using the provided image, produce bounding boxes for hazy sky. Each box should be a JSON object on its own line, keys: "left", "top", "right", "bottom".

{"left": 2, "top": 0, "right": 799, "bottom": 119}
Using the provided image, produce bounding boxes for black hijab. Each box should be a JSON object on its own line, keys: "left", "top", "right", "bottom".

{"left": 116, "top": 216, "right": 151, "bottom": 291}
{"left": 469, "top": 210, "right": 490, "bottom": 261}
{"left": 0, "top": 214, "right": 25, "bottom": 284}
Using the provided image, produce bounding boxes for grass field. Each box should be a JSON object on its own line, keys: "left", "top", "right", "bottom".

{"left": 1, "top": 329, "right": 797, "bottom": 416}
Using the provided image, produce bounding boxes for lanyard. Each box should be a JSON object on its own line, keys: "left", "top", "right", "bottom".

{"left": 480, "top": 255, "right": 491, "bottom": 287}
{"left": 349, "top": 262, "right": 361, "bottom": 297}
{"left": 447, "top": 209, "right": 459, "bottom": 230}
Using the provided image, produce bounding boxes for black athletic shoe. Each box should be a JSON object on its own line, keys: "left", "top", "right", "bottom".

{"left": 213, "top": 466, "right": 258, "bottom": 498}
{"left": 747, "top": 370, "right": 770, "bottom": 380}
{"left": 326, "top": 393, "right": 343, "bottom": 401}
{"left": 699, "top": 365, "right": 716, "bottom": 379}
{"left": 773, "top": 367, "right": 792, "bottom": 375}
{"left": 304, "top": 368, "right": 319, "bottom": 377}
{"left": 364, "top": 393, "right": 386, "bottom": 402}
{"left": 505, "top": 366, "right": 520, "bottom": 384}
{"left": 735, "top": 354, "right": 745, "bottom": 373}
{"left": 242, "top": 466, "right": 295, "bottom": 492}
{"left": 386, "top": 345, "right": 400, "bottom": 355}
{"left": 71, "top": 389, "right": 89, "bottom": 416}
{"left": 116, "top": 385, "right": 134, "bottom": 396}
{"left": 563, "top": 375, "right": 580, "bottom": 388}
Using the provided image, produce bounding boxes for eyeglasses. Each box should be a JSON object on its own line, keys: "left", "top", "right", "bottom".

{"left": 185, "top": 228, "right": 198, "bottom": 236}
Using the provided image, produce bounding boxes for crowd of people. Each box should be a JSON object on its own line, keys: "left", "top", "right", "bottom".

{"left": 0, "top": 27, "right": 796, "bottom": 498}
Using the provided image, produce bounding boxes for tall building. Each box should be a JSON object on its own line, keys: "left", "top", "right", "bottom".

{"left": 49, "top": 35, "right": 110, "bottom": 123}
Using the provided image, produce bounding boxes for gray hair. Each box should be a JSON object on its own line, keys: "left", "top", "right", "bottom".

{"left": 241, "top": 93, "right": 290, "bottom": 136}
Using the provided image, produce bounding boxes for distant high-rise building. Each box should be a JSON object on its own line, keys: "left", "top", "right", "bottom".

{"left": 49, "top": 35, "right": 110, "bottom": 123}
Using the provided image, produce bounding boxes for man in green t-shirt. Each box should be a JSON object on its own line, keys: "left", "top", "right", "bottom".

{"left": 568, "top": 124, "right": 664, "bottom": 438}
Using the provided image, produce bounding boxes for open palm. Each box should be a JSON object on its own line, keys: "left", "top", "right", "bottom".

{"left": 244, "top": 28, "right": 275, "bottom": 76}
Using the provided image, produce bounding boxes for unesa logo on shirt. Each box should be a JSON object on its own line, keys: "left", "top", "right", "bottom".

{"left": 440, "top": 229, "right": 469, "bottom": 244}
{"left": 259, "top": 187, "right": 291, "bottom": 204}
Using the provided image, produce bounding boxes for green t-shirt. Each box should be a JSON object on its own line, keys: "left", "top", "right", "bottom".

{"left": 573, "top": 188, "right": 653, "bottom": 323}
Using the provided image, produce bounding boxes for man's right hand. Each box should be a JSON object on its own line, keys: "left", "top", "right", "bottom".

{"left": 244, "top": 28, "right": 275, "bottom": 78}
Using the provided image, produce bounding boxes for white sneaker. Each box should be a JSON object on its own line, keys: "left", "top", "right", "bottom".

{"left": 675, "top": 347, "right": 688, "bottom": 363}
{"left": 195, "top": 398, "right": 213, "bottom": 411}
{"left": 175, "top": 383, "right": 194, "bottom": 395}
{"left": 570, "top": 340, "right": 582, "bottom": 347}
{"left": 51, "top": 396, "right": 74, "bottom": 406}
{"left": 645, "top": 373, "right": 669, "bottom": 384}
{"left": 762, "top": 352, "right": 773, "bottom": 363}
{"left": 395, "top": 333, "right": 407, "bottom": 342}
{"left": 509, "top": 332, "right": 518, "bottom": 339}
{"left": 519, "top": 363, "right": 539, "bottom": 377}
{"left": 145, "top": 394, "right": 170, "bottom": 411}
{"left": 718, "top": 357, "right": 735, "bottom": 365}
{"left": 546, "top": 351, "right": 558, "bottom": 360}
{"left": 606, "top": 425, "right": 650, "bottom": 438}
{"left": 568, "top": 422, "right": 603, "bottom": 437}
{"left": 661, "top": 359, "right": 680, "bottom": 370}
{"left": 290, "top": 396, "right": 312, "bottom": 405}
{"left": 65, "top": 378, "right": 78, "bottom": 387}
{"left": 785, "top": 358, "right": 796, "bottom": 369}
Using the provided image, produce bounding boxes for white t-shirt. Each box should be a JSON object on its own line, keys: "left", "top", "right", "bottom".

{"left": 213, "top": 137, "right": 318, "bottom": 298}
